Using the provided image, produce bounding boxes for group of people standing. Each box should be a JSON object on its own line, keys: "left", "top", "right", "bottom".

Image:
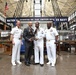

{"left": 11, "top": 20, "right": 59, "bottom": 67}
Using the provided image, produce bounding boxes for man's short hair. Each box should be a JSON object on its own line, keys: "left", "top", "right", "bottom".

{"left": 16, "top": 20, "right": 20, "bottom": 23}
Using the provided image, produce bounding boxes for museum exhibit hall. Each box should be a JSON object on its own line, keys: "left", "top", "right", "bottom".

{"left": 0, "top": 0, "right": 76, "bottom": 75}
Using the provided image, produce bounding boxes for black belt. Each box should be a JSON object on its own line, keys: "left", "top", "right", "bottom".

{"left": 19, "top": 38, "right": 21, "bottom": 40}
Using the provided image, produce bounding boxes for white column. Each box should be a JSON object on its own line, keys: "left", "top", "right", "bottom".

{"left": 42, "top": 0, "right": 44, "bottom": 11}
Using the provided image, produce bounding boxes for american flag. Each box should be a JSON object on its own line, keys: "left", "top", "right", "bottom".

{"left": 4, "top": 2, "right": 9, "bottom": 16}
{"left": 5, "top": 2, "right": 9, "bottom": 10}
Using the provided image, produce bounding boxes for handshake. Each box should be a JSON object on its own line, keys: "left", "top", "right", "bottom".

{"left": 29, "top": 37, "right": 39, "bottom": 41}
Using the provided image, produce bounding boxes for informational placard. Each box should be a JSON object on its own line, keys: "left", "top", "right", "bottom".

{"left": 1, "top": 31, "right": 9, "bottom": 37}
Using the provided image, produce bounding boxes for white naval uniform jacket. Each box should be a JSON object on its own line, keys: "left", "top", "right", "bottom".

{"left": 45, "top": 27, "right": 58, "bottom": 41}
{"left": 11, "top": 26, "right": 23, "bottom": 39}
{"left": 34, "top": 27, "right": 44, "bottom": 46}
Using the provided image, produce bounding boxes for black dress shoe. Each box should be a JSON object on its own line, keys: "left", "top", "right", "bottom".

{"left": 40, "top": 64, "right": 44, "bottom": 67}
{"left": 33, "top": 63, "right": 39, "bottom": 65}
{"left": 28, "top": 62, "right": 31, "bottom": 64}
{"left": 25, "top": 62, "right": 30, "bottom": 66}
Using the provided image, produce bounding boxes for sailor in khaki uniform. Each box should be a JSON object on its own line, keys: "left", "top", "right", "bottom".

{"left": 45, "top": 22, "right": 59, "bottom": 67}
{"left": 11, "top": 20, "right": 23, "bottom": 66}
{"left": 34, "top": 22, "right": 44, "bottom": 66}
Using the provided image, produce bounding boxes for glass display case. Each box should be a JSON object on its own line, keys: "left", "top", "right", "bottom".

{"left": 58, "top": 30, "right": 76, "bottom": 41}
{"left": 0, "top": 30, "right": 12, "bottom": 55}
{"left": 57, "top": 30, "right": 76, "bottom": 54}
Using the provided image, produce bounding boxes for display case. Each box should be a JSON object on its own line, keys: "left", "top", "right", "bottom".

{"left": 0, "top": 30, "right": 12, "bottom": 55}
{"left": 58, "top": 30, "right": 76, "bottom": 54}
{"left": 58, "top": 30, "right": 76, "bottom": 41}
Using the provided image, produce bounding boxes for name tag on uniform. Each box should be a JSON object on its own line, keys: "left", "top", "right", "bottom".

{"left": 50, "top": 29, "right": 53, "bottom": 32}
{"left": 15, "top": 30, "right": 19, "bottom": 34}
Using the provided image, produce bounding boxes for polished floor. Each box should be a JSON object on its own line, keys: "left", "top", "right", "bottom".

{"left": 0, "top": 51, "right": 76, "bottom": 75}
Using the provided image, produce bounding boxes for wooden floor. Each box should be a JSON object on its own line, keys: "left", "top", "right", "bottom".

{"left": 0, "top": 51, "right": 76, "bottom": 75}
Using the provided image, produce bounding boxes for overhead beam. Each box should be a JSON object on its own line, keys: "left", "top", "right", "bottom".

{"left": 0, "top": 0, "right": 2, "bottom": 3}
{"left": 51, "top": 0, "right": 62, "bottom": 17}
{"left": 13, "top": 0, "right": 25, "bottom": 17}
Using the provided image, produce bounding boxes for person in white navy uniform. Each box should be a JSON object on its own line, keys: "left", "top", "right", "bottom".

{"left": 45, "top": 22, "right": 59, "bottom": 67}
{"left": 34, "top": 22, "right": 44, "bottom": 67}
{"left": 11, "top": 20, "right": 23, "bottom": 66}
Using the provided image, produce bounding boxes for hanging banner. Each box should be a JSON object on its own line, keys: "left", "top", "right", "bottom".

{"left": 6, "top": 17, "right": 68, "bottom": 23}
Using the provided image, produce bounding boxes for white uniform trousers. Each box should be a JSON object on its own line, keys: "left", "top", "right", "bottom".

{"left": 11, "top": 38, "right": 21, "bottom": 63}
{"left": 34, "top": 41, "right": 44, "bottom": 64}
{"left": 46, "top": 40, "right": 56, "bottom": 65}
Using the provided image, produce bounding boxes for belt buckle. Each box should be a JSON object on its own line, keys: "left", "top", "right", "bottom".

{"left": 47, "top": 40, "right": 50, "bottom": 42}
{"left": 48, "top": 40, "right": 50, "bottom": 42}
